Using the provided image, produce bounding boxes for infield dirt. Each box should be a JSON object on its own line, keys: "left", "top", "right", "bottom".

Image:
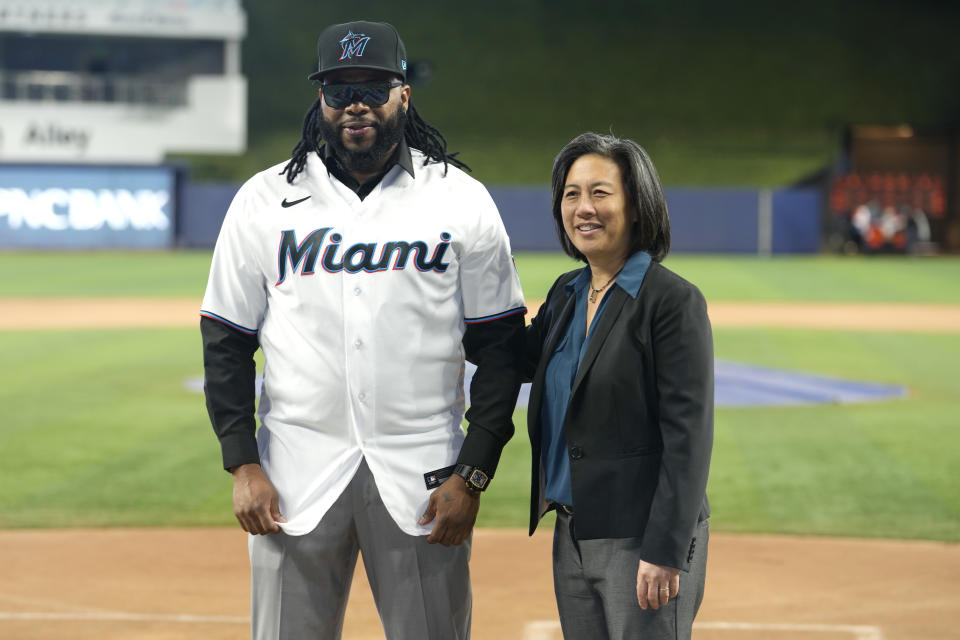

{"left": 0, "top": 527, "right": 957, "bottom": 639}
{"left": 2, "top": 297, "right": 960, "bottom": 332}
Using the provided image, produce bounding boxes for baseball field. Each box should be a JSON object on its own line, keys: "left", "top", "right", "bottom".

{"left": 1, "top": 251, "right": 959, "bottom": 639}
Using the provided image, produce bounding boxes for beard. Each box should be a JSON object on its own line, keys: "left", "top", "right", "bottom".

{"left": 319, "top": 104, "right": 407, "bottom": 175}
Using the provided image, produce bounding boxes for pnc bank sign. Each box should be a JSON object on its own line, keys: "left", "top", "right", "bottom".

{"left": 0, "top": 188, "right": 169, "bottom": 231}
{"left": 0, "top": 165, "right": 176, "bottom": 248}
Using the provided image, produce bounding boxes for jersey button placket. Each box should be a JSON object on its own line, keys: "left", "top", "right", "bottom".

{"left": 346, "top": 307, "right": 372, "bottom": 424}
{"left": 341, "top": 223, "right": 375, "bottom": 443}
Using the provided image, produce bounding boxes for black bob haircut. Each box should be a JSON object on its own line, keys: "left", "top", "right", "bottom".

{"left": 550, "top": 132, "right": 671, "bottom": 263}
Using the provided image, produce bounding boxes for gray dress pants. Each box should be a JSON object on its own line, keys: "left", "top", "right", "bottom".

{"left": 249, "top": 458, "right": 472, "bottom": 640}
{"left": 553, "top": 512, "right": 708, "bottom": 640}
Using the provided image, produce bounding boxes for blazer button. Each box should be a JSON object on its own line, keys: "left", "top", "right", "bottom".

{"left": 569, "top": 445, "right": 583, "bottom": 460}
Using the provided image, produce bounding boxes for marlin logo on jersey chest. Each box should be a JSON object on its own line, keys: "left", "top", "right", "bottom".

{"left": 276, "top": 228, "right": 452, "bottom": 285}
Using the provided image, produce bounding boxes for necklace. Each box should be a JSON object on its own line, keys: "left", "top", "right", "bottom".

{"left": 588, "top": 265, "right": 625, "bottom": 303}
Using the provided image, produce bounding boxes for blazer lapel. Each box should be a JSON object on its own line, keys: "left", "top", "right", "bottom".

{"left": 542, "top": 292, "right": 577, "bottom": 359}
{"left": 528, "top": 290, "right": 577, "bottom": 428}
{"left": 571, "top": 287, "right": 629, "bottom": 396}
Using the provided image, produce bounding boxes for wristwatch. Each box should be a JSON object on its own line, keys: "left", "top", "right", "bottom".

{"left": 453, "top": 464, "right": 490, "bottom": 492}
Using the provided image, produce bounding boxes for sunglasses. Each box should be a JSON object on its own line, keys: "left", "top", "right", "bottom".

{"left": 320, "top": 80, "right": 404, "bottom": 109}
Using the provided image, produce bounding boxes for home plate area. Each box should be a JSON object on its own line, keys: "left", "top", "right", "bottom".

{"left": 2, "top": 528, "right": 956, "bottom": 639}
{"left": 523, "top": 620, "right": 883, "bottom": 640}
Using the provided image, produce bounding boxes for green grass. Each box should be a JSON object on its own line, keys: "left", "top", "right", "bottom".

{"left": 210, "top": 127, "right": 839, "bottom": 188}
{"left": 4, "top": 251, "right": 960, "bottom": 303}
{"left": 1, "top": 252, "right": 959, "bottom": 541}
{"left": 485, "top": 326, "right": 960, "bottom": 541}
{"left": 198, "top": 1, "right": 960, "bottom": 187}
{"left": 0, "top": 329, "right": 227, "bottom": 527}
{"left": 0, "top": 250, "right": 213, "bottom": 298}
{"left": 708, "top": 329, "right": 960, "bottom": 540}
{"left": 514, "top": 254, "right": 960, "bottom": 303}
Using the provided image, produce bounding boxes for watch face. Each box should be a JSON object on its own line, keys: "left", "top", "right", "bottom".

{"left": 469, "top": 469, "right": 489, "bottom": 489}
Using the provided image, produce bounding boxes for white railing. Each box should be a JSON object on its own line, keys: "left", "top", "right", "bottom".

{"left": 0, "top": 70, "right": 187, "bottom": 106}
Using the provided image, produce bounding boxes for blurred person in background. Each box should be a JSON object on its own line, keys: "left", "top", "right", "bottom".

{"left": 200, "top": 20, "right": 525, "bottom": 640}
{"left": 522, "top": 132, "right": 714, "bottom": 639}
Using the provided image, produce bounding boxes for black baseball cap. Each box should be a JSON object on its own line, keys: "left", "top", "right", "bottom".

{"left": 308, "top": 21, "right": 407, "bottom": 82}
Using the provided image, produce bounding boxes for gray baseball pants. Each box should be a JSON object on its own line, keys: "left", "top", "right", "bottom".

{"left": 553, "top": 512, "right": 708, "bottom": 640}
{"left": 248, "top": 458, "right": 472, "bottom": 640}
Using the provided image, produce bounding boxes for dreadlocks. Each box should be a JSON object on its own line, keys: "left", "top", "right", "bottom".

{"left": 281, "top": 97, "right": 469, "bottom": 184}
{"left": 403, "top": 102, "right": 470, "bottom": 175}
{"left": 281, "top": 99, "right": 323, "bottom": 185}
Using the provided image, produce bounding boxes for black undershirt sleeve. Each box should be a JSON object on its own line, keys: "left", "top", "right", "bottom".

{"left": 456, "top": 313, "right": 526, "bottom": 479}
{"left": 200, "top": 316, "right": 261, "bottom": 471}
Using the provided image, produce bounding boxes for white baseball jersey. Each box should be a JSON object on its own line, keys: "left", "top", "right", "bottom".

{"left": 201, "top": 149, "right": 525, "bottom": 536}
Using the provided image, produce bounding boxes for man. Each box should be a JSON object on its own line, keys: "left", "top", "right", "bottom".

{"left": 200, "top": 20, "right": 525, "bottom": 640}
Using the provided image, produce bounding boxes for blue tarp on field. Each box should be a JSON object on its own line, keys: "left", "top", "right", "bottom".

{"left": 186, "top": 361, "right": 906, "bottom": 409}
{"left": 711, "top": 360, "right": 906, "bottom": 408}
{"left": 462, "top": 360, "right": 906, "bottom": 409}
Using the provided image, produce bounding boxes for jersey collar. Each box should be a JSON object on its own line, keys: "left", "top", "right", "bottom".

{"left": 566, "top": 251, "right": 653, "bottom": 300}
{"left": 321, "top": 137, "right": 415, "bottom": 182}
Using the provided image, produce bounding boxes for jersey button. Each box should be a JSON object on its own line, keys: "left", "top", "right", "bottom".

{"left": 358, "top": 391, "right": 366, "bottom": 401}
{"left": 354, "top": 338, "right": 363, "bottom": 348}
{"left": 353, "top": 287, "right": 362, "bottom": 295}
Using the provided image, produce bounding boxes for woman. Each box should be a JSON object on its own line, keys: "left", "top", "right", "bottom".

{"left": 523, "top": 132, "right": 713, "bottom": 639}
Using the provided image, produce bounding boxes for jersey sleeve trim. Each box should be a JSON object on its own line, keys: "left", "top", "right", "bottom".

{"left": 464, "top": 306, "right": 527, "bottom": 325}
{"left": 199, "top": 311, "right": 258, "bottom": 335}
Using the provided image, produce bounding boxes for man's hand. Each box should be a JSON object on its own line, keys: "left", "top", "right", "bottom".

{"left": 636, "top": 559, "right": 680, "bottom": 611}
{"left": 230, "top": 463, "right": 286, "bottom": 535}
{"left": 418, "top": 475, "right": 480, "bottom": 546}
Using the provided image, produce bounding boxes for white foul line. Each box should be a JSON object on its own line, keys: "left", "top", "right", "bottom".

{"left": 523, "top": 620, "right": 561, "bottom": 640}
{"left": 523, "top": 620, "right": 884, "bottom": 640}
{"left": 0, "top": 613, "right": 884, "bottom": 640}
{"left": 696, "top": 622, "right": 884, "bottom": 640}
{"left": 0, "top": 611, "right": 248, "bottom": 624}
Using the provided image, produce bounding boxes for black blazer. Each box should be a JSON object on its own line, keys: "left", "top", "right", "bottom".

{"left": 523, "top": 260, "right": 714, "bottom": 571}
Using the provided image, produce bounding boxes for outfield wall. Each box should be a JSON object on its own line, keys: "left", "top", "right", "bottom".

{"left": 0, "top": 166, "right": 822, "bottom": 253}
{"left": 0, "top": 163, "right": 178, "bottom": 249}
{"left": 490, "top": 187, "right": 821, "bottom": 254}
{"left": 175, "top": 184, "right": 822, "bottom": 253}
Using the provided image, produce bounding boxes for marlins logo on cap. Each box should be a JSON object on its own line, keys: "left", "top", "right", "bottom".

{"left": 338, "top": 30, "right": 371, "bottom": 61}
{"left": 309, "top": 20, "right": 408, "bottom": 81}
